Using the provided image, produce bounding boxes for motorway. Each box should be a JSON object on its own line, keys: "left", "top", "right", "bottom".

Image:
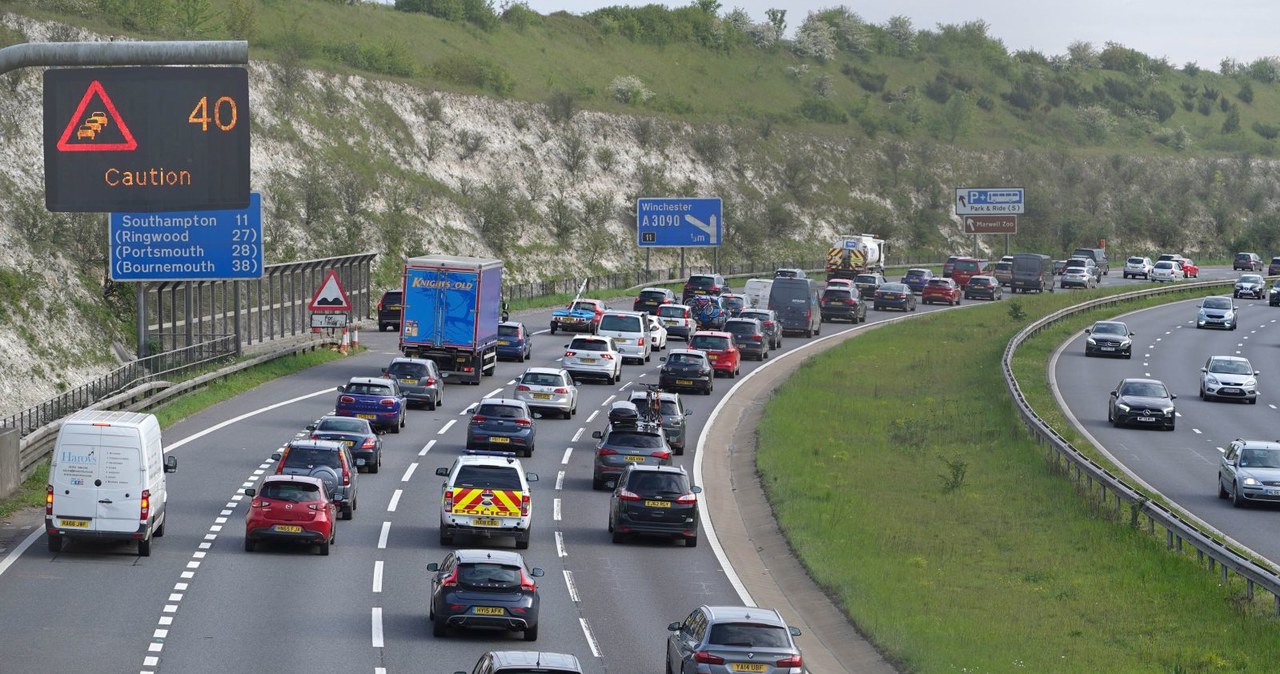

{"left": 1054, "top": 269, "right": 1280, "bottom": 567}
{"left": 0, "top": 267, "right": 1207, "bottom": 674}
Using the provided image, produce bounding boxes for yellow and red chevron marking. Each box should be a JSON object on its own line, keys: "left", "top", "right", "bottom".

{"left": 451, "top": 488, "right": 522, "bottom": 516}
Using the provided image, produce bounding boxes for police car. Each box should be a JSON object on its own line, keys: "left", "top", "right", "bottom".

{"left": 435, "top": 451, "right": 539, "bottom": 549}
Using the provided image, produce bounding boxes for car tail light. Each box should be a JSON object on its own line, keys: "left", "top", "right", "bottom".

{"left": 694, "top": 651, "right": 725, "bottom": 665}
{"left": 520, "top": 569, "right": 538, "bottom": 592}
{"left": 751, "top": 334, "right": 762, "bottom": 341}
{"left": 553, "top": 387, "right": 569, "bottom": 394}
{"left": 339, "top": 395, "right": 356, "bottom": 404}
{"left": 424, "top": 376, "right": 436, "bottom": 386}
{"left": 378, "top": 300, "right": 385, "bottom": 310}
{"left": 651, "top": 450, "right": 671, "bottom": 460}
{"left": 617, "top": 489, "right": 642, "bottom": 502}
{"left": 307, "top": 503, "right": 321, "bottom": 511}
{"left": 598, "top": 448, "right": 618, "bottom": 456}
{"left": 514, "top": 418, "right": 532, "bottom": 427}
{"left": 520, "top": 493, "right": 530, "bottom": 517}
{"left": 443, "top": 489, "right": 454, "bottom": 511}
{"left": 340, "top": 457, "right": 351, "bottom": 486}
{"left": 601, "top": 353, "right": 614, "bottom": 360}
{"left": 251, "top": 499, "right": 267, "bottom": 508}
{"left": 637, "top": 336, "right": 646, "bottom": 346}
{"left": 471, "top": 415, "right": 487, "bottom": 424}
{"left": 711, "top": 285, "right": 721, "bottom": 293}
{"left": 361, "top": 438, "right": 376, "bottom": 449}
{"left": 440, "top": 567, "right": 459, "bottom": 588}
{"left": 844, "top": 299, "right": 856, "bottom": 305}
{"left": 516, "top": 385, "right": 531, "bottom": 392}
{"left": 139, "top": 489, "right": 151, "bottom": 523}
{"left": 379, "top": 398, "right": 397, "bottom": 407}
{"left": 763, "top": 320, "right": 775, "bottom": 327}
{"left": 45, "top": 485, "right": 53, "bottom": 516}
{"left": 676, "top": 492, "right": 697, "bottom": 504}
{"left": 776, "top": 655, "right": 803, "bottom": 667}
{"left": 564, "top": 351, "right": 576, "bottom": 358}
{"left": 663, "top": 298, "right": 672, "bottom": 304}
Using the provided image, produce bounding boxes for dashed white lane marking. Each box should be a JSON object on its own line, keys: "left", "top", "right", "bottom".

{"left": 401, "top": 463, "right": 418, "bottom": 482}
{"left": 371, "top": 608, "right": 384, "bottom": 648}
{"left": 555, "top": 531, "right": 567, "bottom": 557}
{"left": 561, "top": 448, "right": 573, "bottom": 465}
{"left": 1270, "top": 404, "right": 1278, "bottom": 410}
{"left": 638, "top": 372, "right": 647, "bottom": 378}
{"left": 373, "top": 561, "right": 384, "bottom": 593}
{"left": 419, "top": 439, "right": 435, "bottom": 457}
{"left": 1145, "top": 373, "right": 1151, "bottom": 377}
{"left": 438, "top": 419, "right": 456, "bottom": 434}
{"left": 484, "top": 387, "right": 503, "bottom": 398}
{"left": 1175, "top": 412, "right": 1183, "bottom": 417}
{"left": 460, "top": 402, "right": 477, "bottom": 416}
{"left": 388, "top": 489, "right": 403, "bottom": 512}
{"left": 586, "top": 410, "right": 599, "bottom": 423}
{"left": 158, "top": 616, "right": 173, "bottom": 626}
{"left": 1155, "top": 338, "right": 1162, "bottom": 341}
{"left": 555, "top": 471, "right": 565, "bottom": 490}
{"left": 572, "top": 428, "right": 584, "bottom": 443}
{"left": 579, "top": 617, "right": 602, "bottom": 657}
{"left": 377, "top": 522, "right": 391, "bottom": 549}
{"left": 376, "top": 669, "right": 387, "bottom": 674}
{"left": 618, "top": 382, "right": 632, "bottom": 391}
{"left": 601, "top": 395, "right": 616, "bottom": 407}
{"left": 507, "top": 379, "right": 516, "bottom": 385}
{"left": 1193, "top": 428, "right": 1203, "bottom": 434}
{"left": 153, "top": 629, "right": 167, "bottom": 639}
{"left": 553, "top": 498, "right": 562, "bottom": 521}
{"left": 563, "top": 570, "right": 580, "bottom": 602}
{"left": 1143, "top": 362, "right": 1149, "bottom": 367}
{"left": 1165, "top": 331, "right": 1171, "bottom": 334}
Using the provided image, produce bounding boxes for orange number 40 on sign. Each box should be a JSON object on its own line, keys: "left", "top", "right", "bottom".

{"left": 188, "top": 96, "right": 238, "bottom": 132}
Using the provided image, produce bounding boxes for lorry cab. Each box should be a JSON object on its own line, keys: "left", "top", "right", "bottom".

{"left": 46, "top": 410, "right": 177, "bottom": 556}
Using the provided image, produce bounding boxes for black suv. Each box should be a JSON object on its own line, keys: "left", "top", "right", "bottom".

{"left": 1235, "top": 252, "right": 1263, "bottom": 271}
{"left": 737, "top": 308, "right": 782, "bottom": 349}
{"left": 608, "top": 464, "right": 702, "bottom": 546}
{"left": 681, "top": 274, "right": 727, "bottom": 303}
{"left": 820, "top": 286, "right": 866, "bottom": 323}
{"left": 591, "top": 423, "right": 672, "bottom": 490}
{"left": 722, "top": 317, "right": 769, "bottom": 361}
{"left": 377, "top": 289, "right": 403, "bottom": 332}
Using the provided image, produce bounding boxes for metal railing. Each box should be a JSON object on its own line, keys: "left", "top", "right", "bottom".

{"left": 2, "top": 335, "right": 237, "bottom": 436}
{"left": 503, "top": 260, "right": 827, "bottom": 300}
{"left": 1003, "top": 279, "right": 1280, "bottom": 613}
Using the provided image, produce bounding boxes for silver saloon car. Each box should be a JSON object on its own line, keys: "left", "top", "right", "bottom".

{"left": 1200, "top": 355, "right": 1259, "bottom": 403}
{"left": 667, "top": 605, "right": 804, "bottom": 673}
{"left": 1219, "top": 439, "right": 1280, "bottom": 507}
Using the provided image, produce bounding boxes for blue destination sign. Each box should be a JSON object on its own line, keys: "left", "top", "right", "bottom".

{"left": 636, "top": 197, "right": 722, "bottom": 247}
{"left": 109, "top": 192, "right": 262, "bottom": 281}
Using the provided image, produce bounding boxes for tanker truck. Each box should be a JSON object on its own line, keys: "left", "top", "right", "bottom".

{"left": 825, "top": 234, "right": 886, "bottom": 280}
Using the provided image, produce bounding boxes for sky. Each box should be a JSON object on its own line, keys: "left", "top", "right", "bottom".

{"left": 513, "top": 0, "right": 1279, "bottom": 70}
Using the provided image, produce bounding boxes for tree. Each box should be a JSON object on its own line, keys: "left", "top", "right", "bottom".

{"left": 765, "top": 8, "right": 786, "bottom": 41}
{"left": 884, "top": 15, "right": 915, "bottom": 56}
{"left": 692, "top": 0, "right": 720, "bottom": 15}
{"left": 940, "top": 92, "right": 971, "bottom": 142}
{"left": 793, "top": 14, "right": 836, "bottom": 62}
{"left": 1066, "top": 40, "right": 1100, "bottom": 70}
{"left": 173, "top": 0, "right": 214, "bottom": 37}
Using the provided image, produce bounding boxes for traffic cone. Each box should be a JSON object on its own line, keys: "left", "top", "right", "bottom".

{"left": 350, "top": 328, "right": 360, "bottom": 350}
{"left": 339, "top": 327, "right": 350, "bottom": 355}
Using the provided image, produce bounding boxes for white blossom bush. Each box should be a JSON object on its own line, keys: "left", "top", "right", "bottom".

{"left": 608, "top": 75, "right": 654, "bottom": 105}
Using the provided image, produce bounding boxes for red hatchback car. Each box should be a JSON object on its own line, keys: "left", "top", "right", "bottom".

{"left": 921, "top": 278, "right": 963, "bottom": 306}
{"left": 688, "top": 330, "right": 741, "bottom": 378}
{"left": 243, "top": 475, "right": 337, "bottom": 555}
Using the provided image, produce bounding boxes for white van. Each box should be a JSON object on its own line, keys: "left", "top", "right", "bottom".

{"left": 743, "top": 278, "right": 774, "bottom": 309}
{"left": 46, "top": 410, "right": 177, "bottom": 556}
{"left": 596, "top": 310, "right": 652, "bottom": 365}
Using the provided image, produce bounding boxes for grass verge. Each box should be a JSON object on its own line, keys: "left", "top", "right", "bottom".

{"left": 757, "top": 284, "right": 1279, "bottom": 673}
{"left": 0, "top": 347, "right": 352, "bottom": 516}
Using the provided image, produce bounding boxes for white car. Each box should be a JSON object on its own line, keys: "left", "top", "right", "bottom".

{"left": 1150, "top": 260, "right": 1184, "bottom": 282}
{"left": 646, "top": 314, "right": 668, "bottom": 351}
{"left": 597, "top": 310, "right": 652, "bottom": 364}
{"left": 656, "top": 304, "right": 695, "bottom": 341}
{"left": 561, "top": 335, "right": 622, "bottom": 384}
{"left": 1123, "top": 256, "right": 1153, "bottom": 279}
{"left": 1200, "top": 355, "right": 1259, "bottom": 403}
{"left": 514, "top": 367, "right": 578, "bottom": 419}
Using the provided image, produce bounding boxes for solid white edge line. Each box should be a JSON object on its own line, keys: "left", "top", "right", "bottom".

{"left": 579, "top": 618, "right": 602, "bottom": 657}
{"left": 438, "top": 419, "right": 457, "bottom": 435}
{"left": 371, "top": 607, "right": 384, "bottom": 648}
{"left": 0, "top": 528, "right": 43, "bottom": 578}
{"left": 563, "top": 569, "right": 580, "bottom": 602}
{"left": 165, "top": 387, "right": 334, "bottom": 452}
{"left": 373, "top": 560, "right": 384, "bottom": 593}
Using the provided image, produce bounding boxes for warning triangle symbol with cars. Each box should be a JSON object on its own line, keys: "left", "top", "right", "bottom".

{"left": 308, "top": 270, "right": 351, "bottom": 312}
{"left": 56, "top": 80, "right": 138, "bottom": 152}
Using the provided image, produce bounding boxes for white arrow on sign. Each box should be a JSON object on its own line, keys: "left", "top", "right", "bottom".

{"left": 683, "top": 213, "right": 719, "bottom": 245}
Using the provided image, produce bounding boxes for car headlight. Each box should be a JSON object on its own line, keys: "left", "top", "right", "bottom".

{"left": 1118, "top": 339, "right": 1131, "bottom": 348}
{"left": 1243, "top": 476, "right": 1260, "bottom": 486}
{"left": 1116, "top": 402, "right": 1131, "bottom": 411}
{"left": 1164, "top": 407, "right": 1175, "bottom": 416}
{"left": 1086, "top": 337, "right": 1097, "bottom": 345}
{"left": 1245, "top": 379, "right": 1257, "bottom": 387}
{"left": 1206, "top": 376, "right": 1219, "bottom": 386}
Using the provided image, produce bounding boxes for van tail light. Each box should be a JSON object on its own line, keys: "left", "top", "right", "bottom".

{"left": 361, "top": 438, "right": 376, "bottom": 449}
{"left": 379, "top": 398, "right": 397, "bottom": 407}
{"left": 470, "top": 415, "right": 488, "bottom": 424}
{"left": 675, "top": 492, "right": 698, "bottom": 504}
{"left": 516, "top": 385, "right": 531, "bottom": 392}
{"left": 598, "top": 448, "right": 618, "bottom": 457}
{"left": 45, "top": 485, "right": 54, "bottom": 516}
{"left": 139, "top": 489, "right": 151, "bottom": 523}
{"left": 440, "top": 567, "right": 459, "bottom": 588}
{"left": 520, "top": 569, "right": 538, "bottom": 592}
{"left": 520, "top": 494, "right": 530, "bottom": 517}
{"left": 339, "top": 395, "right": 356, "bottom": 404}
{"left": 776, "top": 655, "right": 803, "bottom": 667}
{"left": 651, "top": 450, "right": 671, "bottom": 460}
{"left": 694, "top": 651, "right": 725, "bottom": 665}
{"left": 514, "top": 418, "right": 532, "bottom": 428}
{"left": 617, "top": 489, "right": 642, "bottom": 502}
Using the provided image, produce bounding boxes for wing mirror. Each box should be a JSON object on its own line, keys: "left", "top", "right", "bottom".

{"left": 1109, "top": 391, "right": 1117, "bottom": 397}
{"left": 691, "top": 486, "right": 703, "bottom": 494}
{"left": 164, "top": 455, "right": 178, "bottom": 473}
{"left": 592, "top": 431, "right": 603, "bottom": 439}
{"left": 789, "top": 626, "right": 803, "bottom": 637}
{"left": 1084, "top": 328, "right": 1091, "bottom": 334}
{"left": 1171, "top": 394, "right": 1178, "bottom": 399}
{"left": 426, "top": 562, "right": 440, "bottom": 572}
{"left": 526, "top": 472, "right": 539, "bottom": 482}
{"left": 270, "top": 452, "right": 282, "bottom": 461}
{"left": 335, "top": 385, "right": 345, "bottom": 393}
{"left": 243, "top": 487, "right": 256, "bottom": 497}
{"left": 529, "top": 567, "right": 545, "bottom": 577}
{"left": 305, "top": 424, "right": 316, "bottom": 431}
{"left": 435, "top": 467, "right": 450, "bottom": 477}
{"left": 668, "top": 621, "right": 682, "bottom": 632}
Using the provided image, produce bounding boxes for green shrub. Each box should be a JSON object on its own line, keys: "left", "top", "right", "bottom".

{"left": 323, "top": 41, "right": 417, "bottom": 78}
{"left": 431, "top": 54, "right": 514, "bottom": 95}
{"left": 545, "top": 90, "right": 577, "bottom": 123}
{"left": 798, "top": 97, "right": 848, "bottom": 124}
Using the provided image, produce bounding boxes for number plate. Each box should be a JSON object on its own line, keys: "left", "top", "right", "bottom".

{"left": 356, "top": 413, "right": 376, "bottom": 420}
{"left": 490, "top": 436, "right": 511, "bottom": 444}
{"left": 356, "top": 458, "right": 366, "bottom": 466}
{"left": 399, "top": 378, "right": 418, "bottom": 385}
{"left": 663, "top": 319, "right": 678, "bottom": 325}
{"left": 581, "top": 358, "right": 597, "bottom": 363}
{"left": 707, "top": 354, "right": 717, "bottom": 360}
{"left": 624, "top": 455, "right": 647, "bottom": 462}
{"left": 59, "top": 518, "right": 89, "bottom": 528}
{"left": 274, "top": 524, "right": 303, "bottom": 533}
{"left": 1223, "top": 387, "right": 1241, "bottom": 394}
{"left": 472, "top": 518, "right": 501, "bottom": 527}
{"left": 497, "top": 340, "right": 510, "bottom": 345}
{"left": 533, "top": 393, "right": 552, "bottom": 400}
{"left": 473, "top": 606, "right": 505, "bottom": 615}
{"left": 676, "top": 379, "right": 694, "bottom": 386}
{"left": 731, "top": 665, "right": 768, "bottom": 673}
{"left": 1100, "top": 346, "right": 1115, "bottom": 351}
{"left": 1137, "top": 416, "right": 1156, "bottom": 422}
{"left": 644, "top": 500, "right": 672, "bottom": 508}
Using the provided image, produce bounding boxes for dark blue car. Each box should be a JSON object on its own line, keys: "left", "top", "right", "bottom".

{"left": 900, "top": 268, "right": 935, "bottom": 294}
{"left": 496, "top": 321, "right": 532, "bottom": 362}
{"left": 466, "top": 399, "right": 537, "bottom": 457}
{"left": 335, "top": 376, "right": 406, "bottom": 434}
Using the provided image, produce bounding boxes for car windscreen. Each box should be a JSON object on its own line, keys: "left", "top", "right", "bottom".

{"left": 969, "top": 277, "right": 992, "bottom": 287}
{"left": 658, "top": 306, "right": 687, "bottom": 319}
{"left": 739, "top": 311, "right": 769, "bottom": 322}
{"left": 954, "top": 261, "right": 978, "bottom": 272}
{"left": 600, "top": 315, "right": 643, "bottom": 332}
{"left": 347, "top": 383, "right": 393, "bottom": 395}
{"left": 498, "top": 324, "right": 520, "bottom": 337}
{"left": 283, "top": 447, "right": 341, "bottom": 469}
{"left": 453, "top": 465, "right": 522, "bottom": 490}
{"left": 1091, "top": 323, "right": 1127, "bottom": 335}
{"left": 854, "top": 275, "right": 878, "bottom": 284}
{"left": 923, "top": 280, "right": 948, "bottom": 289}
{"left": 724, "top": 322, "right": 756, "bottom": 336}
{"left": 1240, "top": 448, "right": 1280, "bottom": 469}
{"left": 521, "top": 372, "right": 564, "bottom": 387}
{"left": 1202, "top": 297, "right": 1232, "bottom": 309}
{"left": 995, "top": 262, "right": 1012, "bottom": 271}
{"left": 689, "top": 335, "right": 730, "bottom": 351}
{"left": 605, "top": 431, "right": 665, "bottom": 449}
{"left": 1209, "top": 359, "right": 1252, "bottom": 375}
{"left": 571, "top": 301, "right": 598, "bottom": 312}
{"left": 774, "top": 270, "right": 798, "bottom": 278}
{"left": 625, "top": 471, "right": 689, "bottom": 495}
{"left": 1065, "top": 260, "right": 1088, "bottom": 269}
{"left": 823, "top": 289, "right": 853, "bottom": 300}
{"left": 380, "top": 291, "right": 402, "bottom": 304}
{"left": 260, "top": 482, "right": 322, "bottom": 502}
{"left": 386, "top": 362, "right": 428, "bottom": 378}
{"left": 570, "top": 340, "right": 607, "bottom": 352}
{"left": 1119, "top": 382, "right": 1168, "bottom": 398}
{"left": 905, "top": 269, "right": 929, "bottom": 277}
{"left": 1154, "top": 261, "right": 1173, "bottom": 269}
{"left": 476, "top": 404, "right": 523, "bottom": 418}
{"left": 665, "top": 353, "right": 705, "bottom": 366}
{"left": 457, "top": 562, "right": 520, "bottom": 589}
{"left": 1241, "top": 275, "right": 1263, "bottom": 284}
{"left": 707, "top": 622, "right": 791, "bottom": 648}
{"left": 639, "top": 290, "right": 668, "bottom": 301}
{"left": 316, "top": 418, "right": 369, "bottom": 433}
{"left": 721, "top": 296, "right": 745, "bottom": 309}
{"left": 879, "top": 283, "right": 908, "bottom": 293}
{"left": 1127, "top": 258, "right": 1146, "bottom": 264}
{"left": 687, "top": 276, "right": 716, "bottom": 287}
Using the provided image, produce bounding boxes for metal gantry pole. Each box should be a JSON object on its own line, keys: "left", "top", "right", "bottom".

{"left": 0, "top": 40, "right": 248, "bottom": 76}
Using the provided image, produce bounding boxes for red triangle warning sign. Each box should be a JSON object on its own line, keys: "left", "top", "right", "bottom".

{"left": 56, "top": 80, "right": 138, "bottom": 152}
{"left": 309, "top": 270, "right": 351, "bottom": 312}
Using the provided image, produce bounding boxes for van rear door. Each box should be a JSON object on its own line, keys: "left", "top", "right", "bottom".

{"left": 50, "top": 425, "right": 103, "bottom": 527}
{"left": 94, "top": 425, "right": 145, "bottom": 534}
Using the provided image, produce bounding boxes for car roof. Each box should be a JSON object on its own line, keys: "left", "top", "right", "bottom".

{"left": 602, "top": 309, "right": 645, "bottom": 316}
{"left": 1236, "top": 439, "right": 1280, "bottom": 450}
{"left": 570, "top": 335, "right": 612, "bottom": 343}
{"left": 388, "top": 356, "right": 432, "bottom": 366}
{"left": 629, "top": 390, "right": 680, "bottom": 403}
{"left": 623, "top": 463, "right": 688, "bottom": 475}
{"left": 452, "top": 453, "right": 526, "bottom": 469}
{"left": 906, "top": 268, "right": 930, "bottom": 273}
{"left": 522, "top": 366, "right": 567, "bottom": 376}
{"left": 702, "top": 605, "right": 787, "bottom": 626}
{"left": 1092, "top": 320, "right": 1128, "bottom": 327}
{"left": 487, "top": 651, "right": 583, "bottom": 670}
{"left": 724, "top": 317, "right": 760, "bottom": 324}
{"left": 640, "top": 287, "right": 671, "bottom": 293}
{"left": 286, "top": 439, "right": 346, "bottom": 451}
{"left": 1120, "top": 377, "right": 1166, "bottom": 386}
{"left": 1209, "top": 355, "right": 1251, "bottom": 364}
{"left": 260, "top": 474, "right": 326, "bottom": 488}
{"left": 692, "top": 330, "right": 732, "bottom": 338}
{"left": 498, "top": 321, "right": 524, "bottom": 328}
{"left": 970, "top": 275, "right": 995, "bottom": 281}
{"left": 478, "top": 398, "right": 528, "bottom": 408}
{"left": 347, "top": 376, "right": 396, "bottom": 386}
{"left": 316, "top": 415, "right": 372, "bottom": 427}
{"left": 453, "top": 549, "right": 528, "bottom": 566}
{"left": 667, "top": 348, "right": 708, "bottom": 358}
{"left": 721, "top": 292, "right": 746, "bottom": 298}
